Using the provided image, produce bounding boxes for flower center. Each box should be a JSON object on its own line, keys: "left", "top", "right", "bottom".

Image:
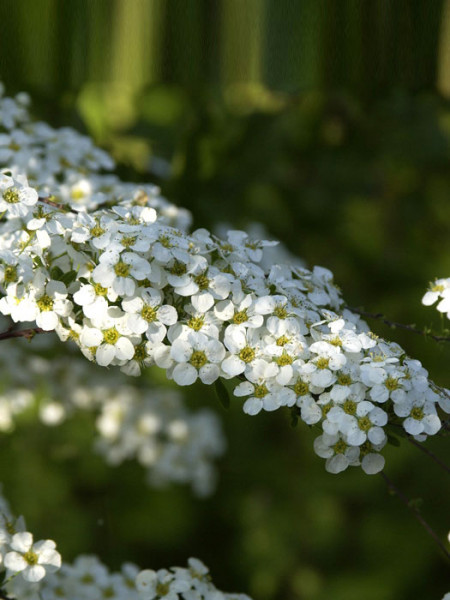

{"left": 114, "top": 261, "right": 130, "bottom": 277}
{"left": 239, "top": 346, "right": 255, "bottom": 363}
{"left": 273, "top": 305, "right": 288, "bottom": 319}
{"left": 90, "top": 225, "right": 105, "bottom": 237}
{"left": 358, "top": 416, "right": 372, "bottom": 431}
{"left": 156, "top": 582, "right": 170, "bottom": 596}
{"left": 233, "top": 309, "right": 248, "bottom": 324}
{"left": 190, "top": 350, "right": 207, "bottom": 369}
{"left": 431, "top": 283, "right": 444, "bottom": 293}
{"left": 103, "top": 327, "right": 120, "bottom": 345}
{"left": 141, "top": 305, "right": 157, "bottom": 322}
{"left": 316, "top": 357, "right": 330, "bottom": 370}
{"left": 411, "top": 407, "right": 424, "bottom": 420}
{"left": 275, "top": 352, "right": 293, "bottom": 366}
{"left": 103, "top": 586, "right": 115, "bottom": 598}
{"left": 3, "top": 265, "right": 17, "bottom": 283}
{"left": 359, "top": 441, "right": 372, "bottom": 457}
{"left": 159, "top": 235, "right": 173, "bottom": 248}
{"left": 321, "top": 402, "right": 333, "bottom": 417}
{"left": 276, "top": 335, "right": 290, "bottom": 346}
{"left": 254, "top": 384, "right": 268, "bottom": 398}
{"left": 337, "top": 373, "right": 352, "bottom": 386}
{"left": 170, "top": 261, "right": 187, "bottom": 276}
{"left": 71, "top": 188, "right": 86, "bottom": 200}
{"left": 24, "top": 550, "right": 38, "bottom": 566}
{"left": 343, "top": 400, "right": 357, "bottom": 415}
{"left": 294, "top": 380, "right": 309, "bottom": 396}
{"left": 133, "top": 344, "right": 147, "bottom": 361}
{"left": 93, "top": 283, "right": 108, "bottom": 296}
{"left": 187, "top": 316, "right": 204, "bottom": 331}
{"left": 333, "top": 440, "right": 348, "bottom": 454}
{"left": 3, "top": 188, "right": 19, "bottom": 204}
{"left": 121, "top": 236, "right": 136, "bottom": 248}
{"left": 194, "top": 274, "right": 210, "bottom": 290}
{"left": 384, "top": 377, "right": 399, "bottom": 391}
{"left": 329, "top": 337, "right": 342, "bottom": 347}
{"left": 37, "top": 294, "right": 54, "bottom": 311}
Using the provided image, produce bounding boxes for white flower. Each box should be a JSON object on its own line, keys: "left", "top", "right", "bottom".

{"left": 313, "top": 433, "right": 359, "bottom": 474}
{"left": 73, "top": 282, "right": 115, "bottom": 320}
{"left": 4, "top": 531, "right": 61, "bottom": 582}
{"left": 93, "top": 250, "right": 151, "bottom": 297}
{"left": 136, "top": 568, "right": 189, "bottom": 599}
{"left": 422, "top": 278, "right": 450, "bottom": 309}
{"left": 394, "top": 395, "right": 441, "bottom": 436}
{"left": 80, "top": 310, "right": 135, "bottom": 367}
{"left": 31, "top": 277, "right": 73, "bottom": 331}
{"left": 234, "top": 359, "right": 295, "bottom": 415}
{"left": 122, "top": 287, "right": 177, "bottom": 342}
{"left": 215, "top": 293, "right": 263, "bottom": 329}
{"left": 221, "top": 325, "right": 262, "bottom": 378}
{"left": 170, "top": 333, "right": 225, "bottom": 386}
{"left": 0, "top": 174, "right": 38, "bottom": 217}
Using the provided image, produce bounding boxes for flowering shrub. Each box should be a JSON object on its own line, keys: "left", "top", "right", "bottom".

{"left": 0, "top": 85, "right": 448, "bottom": 598}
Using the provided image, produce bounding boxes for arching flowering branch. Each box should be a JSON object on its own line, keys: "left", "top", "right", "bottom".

{"left": 0, "top": 86, "right": 448, "bottom": 479}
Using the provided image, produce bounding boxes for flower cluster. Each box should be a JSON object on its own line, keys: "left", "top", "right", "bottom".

{"left": 0, "top": 325, "right": 224, "bottom": 495}
{"left": 93, "top": 385, "right": 225, "bottom": 496}
{"left": 0, "top": 494, "right": 61, "bottom": 586}
{"left": 0, "top": 491, "right": 251, "bottom": 600}
{"left": 422, "top": 278, "right": 450, "bottom": 320}
{"left": 0, "top": 86, "right": 448, "bottom": 477}
{"left": 8, "top": 556, "right": 251, "bottom": 600}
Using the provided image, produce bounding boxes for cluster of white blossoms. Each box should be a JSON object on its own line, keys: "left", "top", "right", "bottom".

{"left": 422, "top": 278, "right": 450, "bottom": 320}
{"left": 0, "top": 491, "right": 250, "bottom": 600}
{"left": 0, "top": 86, "right": 449, "bottom": 478}
{"left": 90, "top": 384, "right": 225, "bottom": 496}
{"left": 0, "top": 493, "right": 61, "bottom": 588}
{"left": 0, "top": 324, "right": 224, "bottom": 495}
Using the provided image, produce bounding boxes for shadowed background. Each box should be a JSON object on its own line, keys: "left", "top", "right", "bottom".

{"left": 0, "top": 1, "right": 449, "bottom": 599}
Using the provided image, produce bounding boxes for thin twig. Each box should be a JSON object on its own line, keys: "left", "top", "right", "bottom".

{"left": 347, "top": 306, "right": 450, "bottom": 342}
{"left": 0, "top": 327, "right": 47, "bottom": 341}
{"left": 380, "top": 471, "right": 450, "bottom": 561}
{"left": 38, "top": 196, "right": 68, "bottom": 211}
{"left": 407, "top": 437, "right": 450, "bottom": 475}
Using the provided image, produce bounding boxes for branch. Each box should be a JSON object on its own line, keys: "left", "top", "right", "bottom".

{"left": 0, "top": 327, "right": 47, "bottom": 341}
{"left": 38, "top": 196, "right": 68, "bottom": 211}
{"left": 380, "top": 471, "right": 450, "bottom": 561}
{"left": 347, "top": 306, "right": 450, "bottom": 342}
{"left": 407, "top": 437, "right": 450, "bottom": 475}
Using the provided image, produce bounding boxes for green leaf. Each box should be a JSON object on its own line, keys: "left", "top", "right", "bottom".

{"left": 51, "top": 267, "right": 77, "bottom": 286}
{"left": 60, "top": 270, "right": 78, "bottom": 286}
{"left": 215, "top": 379, "right": 230, "bottom": 410}
{"left": 50, "top": 266, "right": 64, "bottom": 280}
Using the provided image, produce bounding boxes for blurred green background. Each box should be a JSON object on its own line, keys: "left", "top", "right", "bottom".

{"left": 0, "top": 1, "right": 449, "bottom": 598}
